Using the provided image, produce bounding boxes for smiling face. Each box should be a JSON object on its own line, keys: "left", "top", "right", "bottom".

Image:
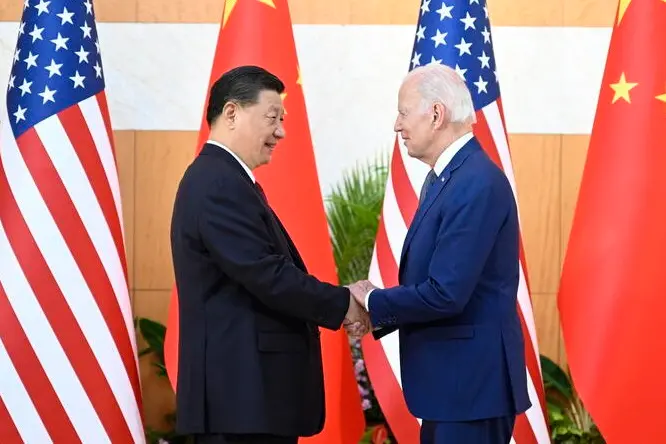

{"left": 393, "top": 65, "right": 476, "bottom": 167}
{"left": 205, "top": 66, "right": 286, "bottom": 170}
{"left": 394, "top": 77, "right": 438, "bottom": 163}
{"left": 232, "top": 90, "right": 285, "bottom": 169}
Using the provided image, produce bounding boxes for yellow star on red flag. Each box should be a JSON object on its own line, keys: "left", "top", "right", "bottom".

{"left": 223, "top": 0, "right": 276, "bottom": 28}
{"left": 610, "top": 72, "right": 638, "bottom": 103}
{"left": 657, "top": 92, "right": 666, "bottom": 103}
{"left": 617, "top": 0, "right": 632, "bottom": 25}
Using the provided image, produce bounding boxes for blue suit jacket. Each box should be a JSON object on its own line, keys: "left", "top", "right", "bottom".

{"left": 368, "top": 137, "right": 531, "bottom": 422}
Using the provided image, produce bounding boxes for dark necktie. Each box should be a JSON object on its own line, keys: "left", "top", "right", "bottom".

{"left": 255, "top": 181, "right": 267, "bottom": 202}
{"left": 254, "top": 181, "right": 301, "bottom": 265}
{"left": 418, "top": 169, "right": 437, "bottom": 206}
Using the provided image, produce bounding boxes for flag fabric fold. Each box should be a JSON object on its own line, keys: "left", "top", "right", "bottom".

{"left": 558, "top": 1, "right": 666, "bottom": 442}
{"left": 0, "top": 0, "right": 144, "bottom": 442}
{"left": 163, "top": 1, "right": 365, "bottom": 442}
{"left": 361, "top": 0, "right": 550, "bottom": 442}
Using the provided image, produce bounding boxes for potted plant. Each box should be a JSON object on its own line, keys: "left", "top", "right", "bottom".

{"left": 540, "top": 355, "right": 604, "bottom": 443}
{"left": 135, "top": 317, "right": 190, "bottom": 444}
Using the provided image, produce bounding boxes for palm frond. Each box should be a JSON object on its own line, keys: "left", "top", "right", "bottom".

{"left": 325, "top": 151, "right": 389, "bottom": 285}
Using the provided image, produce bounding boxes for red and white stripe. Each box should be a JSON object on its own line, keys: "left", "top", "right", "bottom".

{"left": 0, "top": 93, "right": 144, "bottom": 443}
{"left": 361, "top": 98, "right": 550, "bottom": 444}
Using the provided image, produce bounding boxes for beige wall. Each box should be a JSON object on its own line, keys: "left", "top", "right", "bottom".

{"left": 0, "top": 0, "right": 618, "bottom": 432}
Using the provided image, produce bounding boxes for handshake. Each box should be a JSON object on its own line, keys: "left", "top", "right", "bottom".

{"left": 342, "top": 280, "right": 377, "bottom": 338}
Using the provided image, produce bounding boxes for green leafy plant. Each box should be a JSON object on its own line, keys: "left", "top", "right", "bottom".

{"left": 325, "top": 153, "right": 393, "bottom": 441}
{"left": 137, "top": 317, "right": 167, "bottom": 377}
{"left": 358, "top": 424, "right": 391, "bottom": 444}
{"left": 540, "top": 355, "right": 604, "bottom": 443}
{"left": 135, "top": 317, "right": 190, "bottom": 444}
{"left": 326, "top": 152, "right": 389, "bottom": 286}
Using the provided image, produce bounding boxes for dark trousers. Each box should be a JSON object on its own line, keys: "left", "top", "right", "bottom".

{"left": 420, "top": 416, "right": 515, "bottom": 444}
{"left": 193, "top": 434, "right": 297, "bottom": 444}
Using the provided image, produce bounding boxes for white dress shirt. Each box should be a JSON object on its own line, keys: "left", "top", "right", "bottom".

{"left": 206, "top": 139, "right": 255, "bottom": 183}
{"left": 364, "top": 131, "right": 473, "bottom": 310}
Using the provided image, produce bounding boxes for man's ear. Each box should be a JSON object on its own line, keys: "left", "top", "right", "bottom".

{"left": 432, "top": 102, "right": 448, "bottom": 129}
{"left": 222, "top": 101, "right": 238, "bottom": 127}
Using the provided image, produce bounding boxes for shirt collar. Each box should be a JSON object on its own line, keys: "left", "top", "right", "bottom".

{"left": 206, "top": 139, "right": 255, "bottom": 183}
{"left": 432, "top": 132, "right": 473, "bottom": 176}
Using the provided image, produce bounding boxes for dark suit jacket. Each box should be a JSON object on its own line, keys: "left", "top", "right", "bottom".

{"left": 369, "top": 137, "right": 531, "bottom": 423}
{"left": 170, "top": 143, "right": 350, "bottom": 437}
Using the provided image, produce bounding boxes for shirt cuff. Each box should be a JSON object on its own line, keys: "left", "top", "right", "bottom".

{"left": 364, "top": 289, "right": 374, "bottom": 311}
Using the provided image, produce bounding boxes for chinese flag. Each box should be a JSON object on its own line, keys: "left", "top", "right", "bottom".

{"left": 558, "top": 0, "right": 666, "bottom": 442}
{"left": 162, "top": 0, "right": 365, "bottom": 442}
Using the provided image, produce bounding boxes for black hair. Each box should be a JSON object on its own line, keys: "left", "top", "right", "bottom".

{"left": 206, "top": 65, "right": 285, "bottom": 126}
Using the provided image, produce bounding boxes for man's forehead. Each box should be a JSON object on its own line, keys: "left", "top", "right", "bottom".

{"left": 255, "top": 91, "right": 282, "bottom": 108}
{"left": 398, "top": 87, "right": 419, "bottom": 106}
{"left": 257, "top": 89, "right": 281, "bottom": 102}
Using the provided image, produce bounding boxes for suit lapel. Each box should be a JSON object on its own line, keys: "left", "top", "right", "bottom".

{"left": 268, "top": 209, "right": 307, "bottom": 271}
{"left": 253, "top": 191, "right": 307, "bottom": 271}
{"left": 399, "top": 138, "right": 480, "bottom": 266}
{"left": 202, "top": 144, "right": 307, "bottom": 271}
{"left": 402, "top": 172, "right": 450, "bottom": 255}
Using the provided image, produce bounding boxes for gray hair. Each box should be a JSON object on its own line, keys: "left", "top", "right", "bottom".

{"left": 405, "top": 64, "right": 476, "bottom": 124}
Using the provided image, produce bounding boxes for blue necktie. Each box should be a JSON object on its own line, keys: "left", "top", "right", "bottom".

{"left": 418, "top": 169, "right": 437, "bottom": 206}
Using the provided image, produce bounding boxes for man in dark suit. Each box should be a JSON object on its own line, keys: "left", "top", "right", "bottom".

{"left": 350, "top": 64, "right": 531, "bottom": 443}
{"left": 170, "top": 65, "right": 368, "bottom": 444}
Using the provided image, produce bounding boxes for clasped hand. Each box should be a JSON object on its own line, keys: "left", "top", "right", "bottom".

{"left": 342, "top": 280, "right": 377, "bottom": 338}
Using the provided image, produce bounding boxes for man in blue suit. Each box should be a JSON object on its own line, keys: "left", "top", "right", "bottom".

{"left": 350, "top": 64, "right": 531, "bottom": 443}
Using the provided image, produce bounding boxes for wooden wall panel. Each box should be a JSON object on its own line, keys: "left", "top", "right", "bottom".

{"left": 289, "top": 0, "right": 420, "bottom": 25}
{"left": 558, "top": 135, "right": 590, "bottom": 366}
{"left": 124, "top": 131, "right": 578, "bottom": 368}
{"left": 0, "top": 1, "right": 21, "bottom": 22}
{"left": 94, "top": 0, "right": 137, "bottom": 22}
{"left": 0, "top": 0, "right": 137, "bottom": 21}
{"left": 288, "top": 0, "right": 352, "bottom": 25}
{"left": 129, "top": 0, "right": 571, "bottom": 25}
{"left": 487, "top": 0, "right": 562, "bottom": 26}
{"left": 134, "top": 290, "right": 172, "bottom": 335}
{"left": 137, "top": 0, "right": 222, "bottom": 23}
{"left": 134, "top": 131, "right": 197, "bottom": 290}
{"left": 511, "top": 135, "right": 562, "bottom": 294}
{"left": 0, "top": 0, "right": 619, "bottom": 25}
{"left": 561, "top": 135, "right": 590, "bottom": 267}
{"left": 532, "top": 293, "right": 560, "bottom": 362}
{"left": 564, "top": 0, "right": 617, "bottom": 27}
{"left": 122, "top": 130, "right": 580, "bottom": 425}
{"left": 115, "top": 131, "right": 136, "bottom": 291}
{"left": 135, "top": 290, "right": 176, "bottom": 430}
{"left": 119, "top": 127, "right": 584, "bottom": 427}
{"left": 139, "top": 351, "right": 176, "bottom": 431}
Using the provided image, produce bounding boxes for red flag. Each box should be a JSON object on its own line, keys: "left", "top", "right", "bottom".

{"left": 0, "top": 0, "right": 144, "bottom": 442}
{"left": 558, "top": 1, "right": 666, "bottom": 442}
{"left": 163, "top": 1, "right": 366, "bottom": 442}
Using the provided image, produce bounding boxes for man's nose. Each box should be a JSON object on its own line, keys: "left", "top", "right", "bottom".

{"left": 275, "top": 123, "right": 285, "bottom": 139}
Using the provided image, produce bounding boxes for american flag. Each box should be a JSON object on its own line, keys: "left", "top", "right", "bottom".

{"left": 360, "top": 0, "right": 550, "bottom": 442}
{"left": 0, "top": 0, "right": 144, "bottom": 443}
